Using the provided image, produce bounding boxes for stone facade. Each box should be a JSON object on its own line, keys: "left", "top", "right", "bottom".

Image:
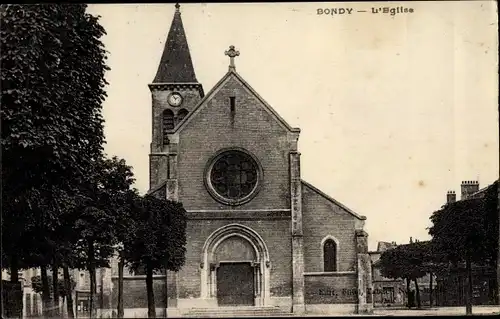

{"left": 107, "top": 4, "right": 373, "bottom": 317}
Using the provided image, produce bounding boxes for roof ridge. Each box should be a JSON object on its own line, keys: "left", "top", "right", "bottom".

{"left": 174, "top": 70, "right": 300, "bottom": 133}
{"left": 301, "top": 180, "right": 366, "bottom": 220}
{"left": 152, "top": 4, "right": 198, "bottom": 83}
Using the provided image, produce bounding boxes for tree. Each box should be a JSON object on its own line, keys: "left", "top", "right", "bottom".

{"left": 378, "top": 243, "right": 428, "bottom": 308}
{"left": 12, "top": 187, "right": 76, "bottom": 318}
{"left": 428, "top": 181, "right": 498, "bottom": 315}
{"left": 0, "top": 3, "right": 107, "bottom": 190}
{"left": 12, "top": 157, "right": 135, "bottom": 319}
{"left": 63, "top": 265, "right": 75, "bottom": 318}
{"left": 71, "top": 156, "right": 136, "bottom": 319}
{"left": 417, "top": 240, "right": 449, "bottom": 308}
{"left": 123, "top": 195, "right": 187, "bottom": 318}
{"left": 114, "top": 190, "right": 141, "bottom": 318}
{"left": 1, "top": 4, "right": 108, "bottom": 317}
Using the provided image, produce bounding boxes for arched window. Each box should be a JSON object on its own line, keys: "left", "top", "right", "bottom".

{"left": 162, "top": 109, "right": 174, "bottom": 144}
{"left": 163, "top": 109, "right": 175, "bottom": 131}
{"left": 176, "top": 108, "right": 188, "bottom": 125}
{"left": 323, "top": 239, "right": 337, "bottom": 272}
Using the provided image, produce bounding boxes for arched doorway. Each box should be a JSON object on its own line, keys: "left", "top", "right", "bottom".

{"left": 200, "top": 224, "right": 270, "bottom": 307}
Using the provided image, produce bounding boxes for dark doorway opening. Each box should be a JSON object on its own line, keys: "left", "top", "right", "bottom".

{"left": 216, "top": 262, "right": 254, "bottom": 306}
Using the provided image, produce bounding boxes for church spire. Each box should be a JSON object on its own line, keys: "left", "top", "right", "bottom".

{"left": 152, "top": 3, "right": 198, "bottom": 83}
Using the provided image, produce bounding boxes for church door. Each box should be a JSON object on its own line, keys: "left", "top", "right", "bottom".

{"left": 216, "top": 262, "right": 254, "bottom": 306}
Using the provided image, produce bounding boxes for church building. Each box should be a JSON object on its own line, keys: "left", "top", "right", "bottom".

{"left": 109, "top": 4, "right": 374, "bottom": 317}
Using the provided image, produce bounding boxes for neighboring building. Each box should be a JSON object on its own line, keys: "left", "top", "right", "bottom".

{"left": 1, "top": 268, "right": 42, "bottom": 318}
{"left": 2, "top": 266, "right": 108, "bottom": 318}
{"left": 101, "top": 3, "right": 374, "bottom": 317}
{"left": 435, "top": 180, "right": 498, "bottom": 307}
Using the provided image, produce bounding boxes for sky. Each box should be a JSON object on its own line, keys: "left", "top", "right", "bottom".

{"left": 86, "top": 2, "right": 499, "bottom": 251}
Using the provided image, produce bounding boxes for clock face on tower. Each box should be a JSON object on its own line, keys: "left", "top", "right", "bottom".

{"left": 168, "top": 92, "right": 183, "bottom": 107}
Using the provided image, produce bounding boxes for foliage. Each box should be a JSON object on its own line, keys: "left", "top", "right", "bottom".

{"left": 378, "top": 243, "right": 428, "bottom": 282}
{"left": 428, "top": 181, "right": 498, "bottom": 266}
{"left": 121, "top": 194, "right": 187, "bottom": 318}
{"left": 410, "top": 240, "right": 449, "bottom": 277}
{"left": 428, "top": 180, "right": 498, "bottom": 314}
{"left": 1, "top": 3, "right": 109, "bottom": 274}
{"left": 70, "top": 156, "right": 136, "bottom": 319}
{"left": 122, "top": 195, "right": 187, "bottom": 273}
{"left": 71, "top": 156, "right": 137, "bottom": 270}
{"left": 0, "top": 3, "right": 108, "bottom": 194}
{"left": 31, "top": 275, "right": 76, "bottom": 298}
{"left": 481, "top": 181, "right": 499, "bottom": 266}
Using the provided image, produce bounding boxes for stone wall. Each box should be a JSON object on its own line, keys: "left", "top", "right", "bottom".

{"left": 167, "top": 271, "right": 177, "bottom": 308}
{"left": 304, "top": 273, "right": 358, "bottom": 304}
{"left": 177, "top": 75, "right": 294, "bottom": 211}
{"left": 301, "top": 183, "right": 359, "bottom": 273}
{"left": 110, "top": 276, "right": 166, "bottom": 309}
{"left": 176, "top": 219, "right": 292, "bottom": 299}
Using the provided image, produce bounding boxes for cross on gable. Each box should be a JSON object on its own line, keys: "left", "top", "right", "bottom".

{"left": 225, "top": 45, "right": 240, "bottom": 71}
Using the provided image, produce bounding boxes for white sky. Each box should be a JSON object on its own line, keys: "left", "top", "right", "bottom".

{"left": 87, "top": 2, "right": 499, "bottom": 251}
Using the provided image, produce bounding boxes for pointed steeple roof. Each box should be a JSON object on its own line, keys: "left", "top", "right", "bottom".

{"left": 152, "top": 4, "right": 198, "bottom": 83}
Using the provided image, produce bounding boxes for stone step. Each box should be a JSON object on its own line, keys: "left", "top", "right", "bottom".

{"left": 185, "top": 313, "right": 291, "bottom": 318}
{"left": 184, "top": 306, "right": 291, "bottom": 318}
{"left": 185, "top": 313, "right": 290, "bottom": 318}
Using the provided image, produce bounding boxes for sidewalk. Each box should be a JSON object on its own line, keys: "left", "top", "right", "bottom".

{"left": 372, "top": 306, "right": 500, "bottom": 316}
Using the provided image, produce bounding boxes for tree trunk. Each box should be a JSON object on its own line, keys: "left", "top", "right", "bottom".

{"left": 88, "top": 240, "right": 98, "bottom": 319}
{"left": 414, "top": 279, "right": 421, "bottom": 308}
{"left": 429, "top": 272, "right": 434, "bottom": 308}
{"left": 10, "top": 254, "right": 19, "bottom": 282}
{"left": 406, "top": 278, "right": 411, "bottom": 308}
{"left": 146, "top": 264, "right": 155, "bottom": 318}
{"left": 99, "top": 269, "right": 104, "bottom": 319}
{"left": 465, "top": 256, "right": 473, "bottom": 315}
{"left": 89, "top": 265, "right": 95, "bottom": 319}
{"left": 52, "top": 260, "right": 60, "bottom": 317}
{"left": 41, "top": 265, "right": 52, "bottom": 319}
{"left": 117, "top": 257, "right": 124, "bottom": 318}
{"left": 63, "top": 265, "right": 75, "bottom": 318}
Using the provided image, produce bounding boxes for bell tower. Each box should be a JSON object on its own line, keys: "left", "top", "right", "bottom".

{"left": 149, "top": 3, "right": 204, "bottom": 192}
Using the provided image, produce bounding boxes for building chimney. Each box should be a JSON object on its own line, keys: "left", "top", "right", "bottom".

{"left": 447, "top": 190, "right": 456, "bottom": 203}
{"left": 460, "top": 181, "right": 480, "bottom": 200}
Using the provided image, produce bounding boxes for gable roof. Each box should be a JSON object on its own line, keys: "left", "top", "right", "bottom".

{"left": 173, "top": 70, "right": 300, "bottom": 133}
{"left": 301, "top": 180, "right": 366, "bottom": 220}
{"left": 152, "top": 5, "right": 198, "bottom": 83}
